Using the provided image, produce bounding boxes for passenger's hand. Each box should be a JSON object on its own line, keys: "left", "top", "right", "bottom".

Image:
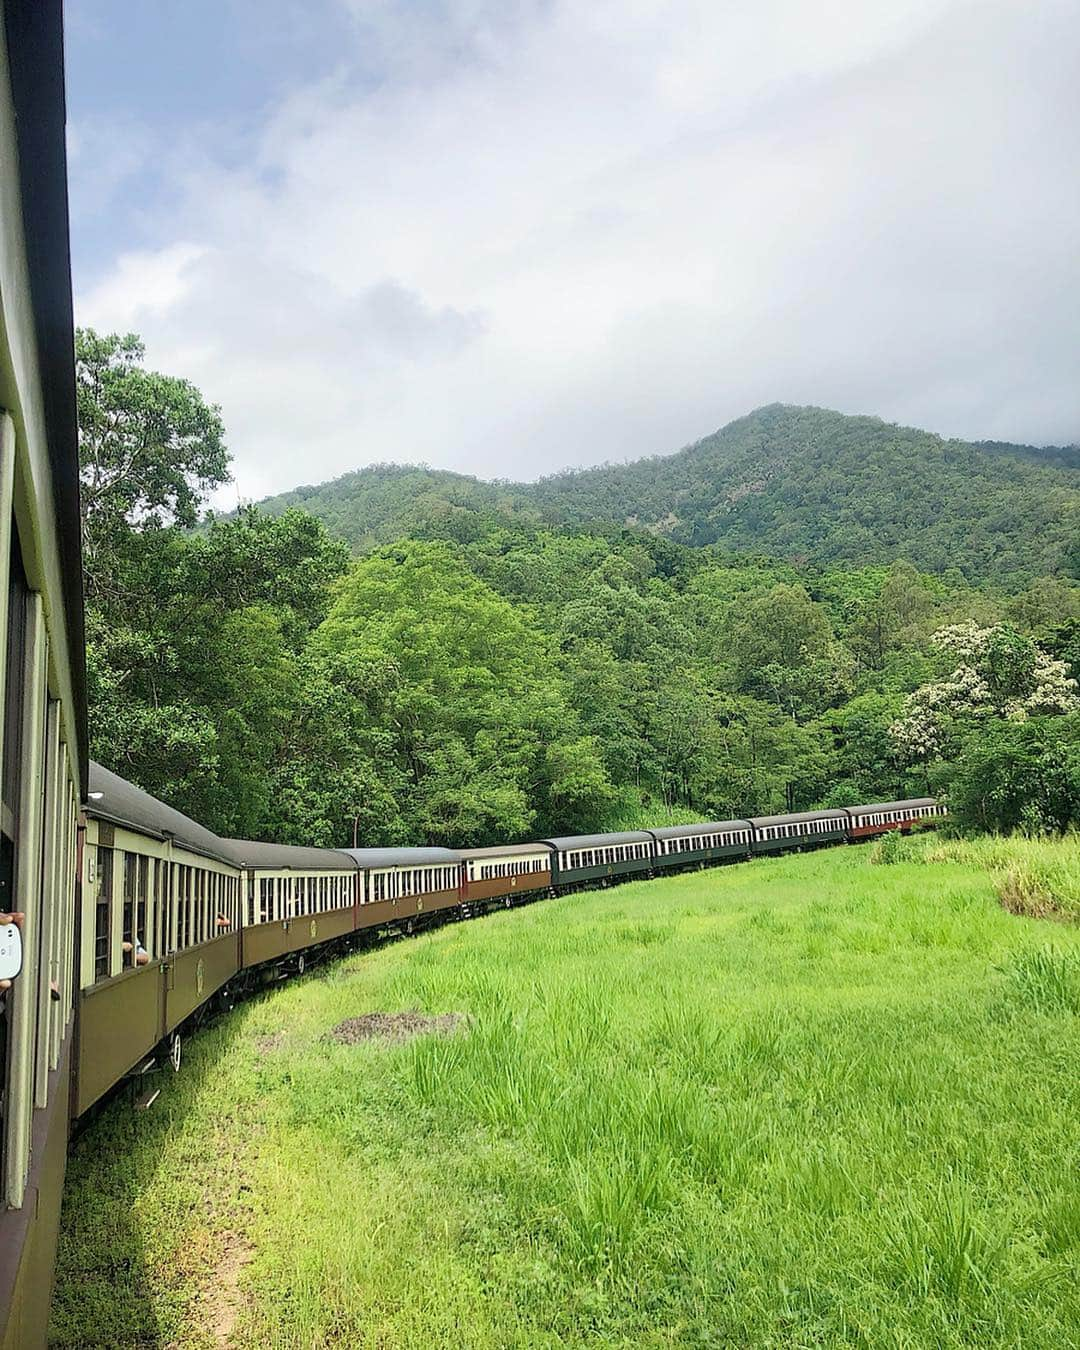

{"left": 0, "top": 912, "right": 25, "bottom": 989}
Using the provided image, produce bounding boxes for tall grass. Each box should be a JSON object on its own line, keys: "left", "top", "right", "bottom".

{"left": 52, "top": 840, "right": 1080, "bottom": 1347}
{"left": 873, "top": 829, "right": 1080, "bottom": 922}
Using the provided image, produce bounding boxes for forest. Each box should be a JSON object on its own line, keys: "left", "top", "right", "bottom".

{"left": 80, "top": 330, "right": 1080, "bottom": 848}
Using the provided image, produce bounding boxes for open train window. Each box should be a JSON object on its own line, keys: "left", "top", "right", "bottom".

{"left": 94, "top": 847, "right": 113, "bottom": 979}
{"left": 122, "top": 853, "right": 136, "bottom": 963}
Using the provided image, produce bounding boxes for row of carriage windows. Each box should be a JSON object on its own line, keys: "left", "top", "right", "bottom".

{"left": 759, "top": 819, "right": 841, "bottom": 841}
{"left": 94, "top": 847, "right": 242, "bottom": 981}
{"left": 369, "top": 865, "right": 457, "bottom": 903}
{"left": 854, "top": 805, "right": 942, "bottom": 826}
{"left": 563, "top": 842, "right": 652, "bottom": 870}
{"left": 474, "top": 858, "right": 546, "bottom": 881}
{"left": 250, "top": 873, "right": 354, "bottom": 926}
{"left": 659, "top": 830, "right": 751, "bottom": 855}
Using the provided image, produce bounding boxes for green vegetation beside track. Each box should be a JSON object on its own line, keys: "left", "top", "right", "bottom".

{"left": 52, "top": 840, "right": 1080, "bottom": 1347}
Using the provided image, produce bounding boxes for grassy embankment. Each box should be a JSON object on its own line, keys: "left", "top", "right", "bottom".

{"left": 52, "top": 835, "right": 1080, "bottom": 1347}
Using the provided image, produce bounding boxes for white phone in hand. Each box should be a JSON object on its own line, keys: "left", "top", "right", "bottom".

{"left": 0, "top": 923, "right": 22, "bottom": 982}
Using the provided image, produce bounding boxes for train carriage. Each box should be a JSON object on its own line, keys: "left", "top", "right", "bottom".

{"left": 749, "top": 809, "right": 848, "bottom": 853}
{"left": 845, "top": 799, "right": 944, "bottom": 839}
{"left": 649, "top": 821, "right": 753, "bottom": 870}
{"left": 225, "top": 839, "right": 358, "bottom": 972}
{"left": 77, "top": 765, "right": 243, "bottom": 1114}
{"left": 460, "top": 843, "right": 552, "bottom": 908}
{"left": 542, "top": 832, "right": 654, "bottom": 888}
{"left": 343, "top": 848, "right": 462, "bottom": 933}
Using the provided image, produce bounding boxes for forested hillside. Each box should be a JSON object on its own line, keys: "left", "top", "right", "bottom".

{"left": 80, "top": 332, "right": 1080, "bottom": 848}
{"left": 257, "top": 405, "right": 1080, "bottom": 588}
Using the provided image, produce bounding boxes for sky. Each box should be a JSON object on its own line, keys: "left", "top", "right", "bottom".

{"left": 66, "top": 0, "right": 1080, "bottom": 506}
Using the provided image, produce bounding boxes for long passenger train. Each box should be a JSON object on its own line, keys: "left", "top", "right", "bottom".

{"left": 0, "top": 5, "right": 945, "bottom": 1343}
{"left": 75, "top": 773, "right": 944, "bottom": 1121}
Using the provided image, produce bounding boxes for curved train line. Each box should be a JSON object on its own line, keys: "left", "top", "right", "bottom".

{"left": 77, "top": 764, "right": 944, "bottom": 1120}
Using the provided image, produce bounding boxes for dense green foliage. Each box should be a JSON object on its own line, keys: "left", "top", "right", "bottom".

{"left": 80, "top": 332, "right": 1080, "bottom": 845}
{"left": 53, "top": 842, "right": 1080, "bottom": 1346}
{"left": 258, "top": 404, "right": 1080, "bottom": 589}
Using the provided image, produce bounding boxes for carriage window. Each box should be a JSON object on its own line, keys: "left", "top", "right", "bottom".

{"left": 93, "top": 846, "right": 114, "bottom": 979}
{"left": 160, "top": 861, "right": 172, "bottom": 953}
{"left": 184, "top": 866, "right": 195, "bottom": 946}
{"left": 176, "top": 864, "right": 187, "bottom": 949}
{"left": 121, "top": 853, "right": 136, "bottom": 964}
{"left": 135, "top": 855, "right": 150, "bottom": 958}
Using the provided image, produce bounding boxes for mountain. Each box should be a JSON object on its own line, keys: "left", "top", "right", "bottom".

{"left": 253, "top": 405, "right": 1080, "bottom": 587}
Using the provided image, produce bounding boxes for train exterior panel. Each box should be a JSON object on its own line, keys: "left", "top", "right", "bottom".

{"left": 0, "top": 1038, "right": 71, "bottom": 1350}
{"left": 299, "top": 906, "right": 358, "bottom": 948}
{"left": 164, "top": 933, "right": 240, "bottom": 1033}
{"left": 649, "top": 822, "right": 753, "bottom": 869}
{"left": 542, "top": 832, "right": 654, "bottom": 887}
{"left": 749, "top": 810, "right": 849, "bottom": 853}
{"left": 461, "top": 844, "right": 552, "bottom": 905}
{"left": 353, "top": 897, "right": 412, "bottom": 932}
{"left": 75, "top": 964, "right": 164, "bottom": 1117}
{"left": 0, "top": 4, "right": 89, "bottom": 1343}
{"left": 846, "top": 799, "right": 944, "bottom": 838}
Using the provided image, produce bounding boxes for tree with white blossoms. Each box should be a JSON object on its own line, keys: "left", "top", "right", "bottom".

{"left": 890, "top": 622, "right": 1080, "bottom": 764}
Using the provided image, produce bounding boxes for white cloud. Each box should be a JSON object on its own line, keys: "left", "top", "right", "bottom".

{"left": 75, "top": 0, "right": 1080, "bottom": 503}
{"left": 81, "top": 242, "right": 207, "bottom": 329}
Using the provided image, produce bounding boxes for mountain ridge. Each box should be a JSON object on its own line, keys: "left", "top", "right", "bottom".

{"left": 251, "top": 404, "right": 1080, "bottom": 588}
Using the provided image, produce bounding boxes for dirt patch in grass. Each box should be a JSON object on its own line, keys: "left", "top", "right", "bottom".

{"left": 198, "top": 1230, "right": 254, "bottom": 1347}
{"left": 329, "top": 1011, "right": 467, "bottom": 1045}
{"left": 254, "top": 1033, "right": 285, "bottom": 1058}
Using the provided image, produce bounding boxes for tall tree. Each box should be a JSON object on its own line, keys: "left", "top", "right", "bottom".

{"left": 76, "top": 329, "right": 229, "bottom": 599}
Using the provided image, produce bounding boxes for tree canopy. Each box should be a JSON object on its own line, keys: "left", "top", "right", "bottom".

{"left": 79, "top": 330, "right": 1080, "bottom": 844}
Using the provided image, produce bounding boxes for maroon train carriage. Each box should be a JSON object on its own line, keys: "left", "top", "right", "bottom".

{"left": 846, "top": 799, "right": 945, "bottom": 839}
{"left": 342, "top": 848, "right": 463, "bottom": 935}
{"left": 460, "top": 843, "right": 553, "bottom": 909}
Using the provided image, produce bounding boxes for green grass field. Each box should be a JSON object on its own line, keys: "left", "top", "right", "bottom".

{"left": 52, "top": 839, "right": 1080, "bottom": 1348}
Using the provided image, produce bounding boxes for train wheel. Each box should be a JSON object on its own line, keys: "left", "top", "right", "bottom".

{"left": 503, "top": 896, "right": 512, "bottom": 909}
{"left": 405, "top": 918, "right": 416, "bottom": 936}
{"left": 169, "top": 1032, "right": 182, "bottom": 1073}
{"left": 297, "top": 954, "right": 305, "bottom": 976}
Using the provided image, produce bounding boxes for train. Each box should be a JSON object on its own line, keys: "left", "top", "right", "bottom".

{"left": 0, "top": 5, "right": 945, "bottom": 1343}
{"left": 77, "top": 768, "right": 945, "bottom": 1124}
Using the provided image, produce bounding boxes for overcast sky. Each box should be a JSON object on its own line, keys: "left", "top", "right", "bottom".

{"left": 66, "top": 0, "right": 1080, "bottom": 505}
